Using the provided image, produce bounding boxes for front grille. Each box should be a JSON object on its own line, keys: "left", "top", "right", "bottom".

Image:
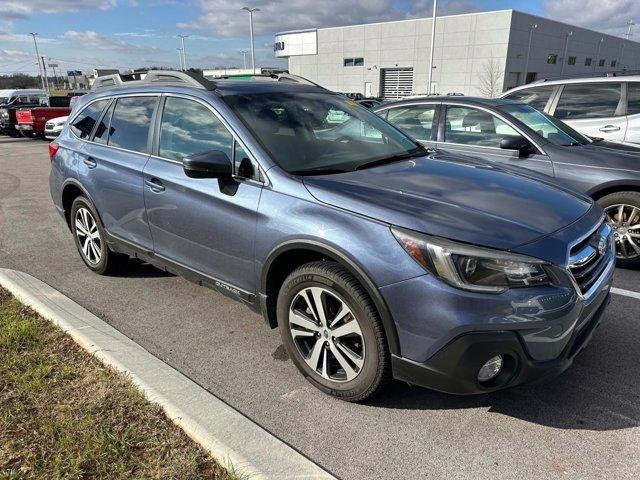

{"left": 568, "top": 221, "right": 613, "bottom": 295}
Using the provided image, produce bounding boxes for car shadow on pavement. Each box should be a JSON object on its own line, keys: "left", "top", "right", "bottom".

{"left": 117, "top": 259, "right": 175, "bottom": 279}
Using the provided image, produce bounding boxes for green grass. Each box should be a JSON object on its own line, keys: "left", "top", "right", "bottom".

{"left": 0, "top": 288, "right": 242, "bottom": 480}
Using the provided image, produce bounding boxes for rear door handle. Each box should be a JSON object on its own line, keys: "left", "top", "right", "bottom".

{"left": 83, "top": 156, "right": 97, "bottom": 169}
{"left": 599, "top": 125, "right": 621, "bottom": 132}
{"left": 145, "top": 178, "right": 165, "bottom": 193}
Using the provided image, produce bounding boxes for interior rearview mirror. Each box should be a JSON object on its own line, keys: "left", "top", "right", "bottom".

{"left": 500, "top": 135, "right": 532, "bottom": 156}
{"left": 183, "top": 150, "right": 232, "bottom": 179}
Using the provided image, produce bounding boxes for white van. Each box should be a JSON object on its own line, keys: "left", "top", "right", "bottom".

{"left": 500, "top": 76, "right": 640, "bottom": 145}
{"left": 0, "top": 89, "right": 47, "bottom": 107}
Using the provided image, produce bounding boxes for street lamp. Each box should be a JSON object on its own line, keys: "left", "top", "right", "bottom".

{"left": 30, "top": 33, "right": 48, "bottom": 93}
{"left": 560, "top": 31, "right": 573, "bottom": 77}
{"left": 242, "top": 7, "right": 260, "bottom": 72}
{"left": 523, "top": 23, "right": 537, "bottom": 85}
{"left": 240, "top": 50, "right": 249, "bottom": 69}
{"left": 177, "top": 47, "right": 184, "bottom": 71}
{"left": 178, "top": 35, "right": 189, "bottom": 71}
{"left": 427, "top": 0, "right": 437, "bottom": 95}
{"left": 594, "top": 37, "right": 604, "bottom": 72}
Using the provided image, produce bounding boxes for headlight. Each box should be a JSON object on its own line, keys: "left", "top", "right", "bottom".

{"left": 392, "top": 227, "right": 551, "bottom": 293}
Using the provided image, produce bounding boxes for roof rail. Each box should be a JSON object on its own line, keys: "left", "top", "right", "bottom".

{"left": 91, "top": 70, "right": 217, "bottom": 91}
{"left": 208, "top": 72, "right": 325, "bottom": 89}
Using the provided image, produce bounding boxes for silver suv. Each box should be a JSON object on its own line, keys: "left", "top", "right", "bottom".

{"left": 501, "top": 76, "right": 640, "bottom": 145}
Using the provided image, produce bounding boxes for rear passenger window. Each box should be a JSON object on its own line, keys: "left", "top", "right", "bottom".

{"left": 555, "top": 83, "right": 622, "bottom": 119}
{"left": 627, "top": 83, "right": 640, "bottom": 115}
{"left": 503, "top": 85, "right": 555, "bottom": 111}
{"left": 93, "top": 101, "right": 114, "bottom": 145}
{"left": 108, "top": 96, "right": 157, "bottom": 154}
{"left": 71, "top": 100, "right": 109, "bottom": 139}
{"left": 386, "top": 105, "right": 436, "bottom": 140}
{"left": 159, "top": 97, "right": 233, "bottom": 162}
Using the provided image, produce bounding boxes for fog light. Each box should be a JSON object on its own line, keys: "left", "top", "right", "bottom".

{"left": 478, "top": 355, "right": 503, "bottom": 382}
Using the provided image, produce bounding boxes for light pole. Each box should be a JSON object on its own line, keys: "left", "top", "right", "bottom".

{"left": 242, "top": 7, "right": 260, "bottom": 72}
{"left": 240, "top": 50, "right": 249, "bottom": 69}
{"left": 30, "top": 33, "right": 47, "bottom": 93}
{"left": 560, "top": 31, "right": 573, "bottom": 77}
{"left": 594, "top": 37, "right": 603, "bottom": 72}
{"left": 523, "top": 23, "right": 537, "bottom": 85}
{"left": 178, "top": 35, "right": 189, "bottom": 71}
{"left": 177, "top": 48, "right": 184, "bottom": 71}
{"left": 427, "top": 0, "right": 437, "bottom": 95}
{"left": 625, "top": 20, "right": 635, "bottom": 40}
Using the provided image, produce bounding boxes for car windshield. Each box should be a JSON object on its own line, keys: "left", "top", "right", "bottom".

{"left": 223, "top": 91, "right": 424, "bottom": 174}
{"left": 497, "top": 103, "right": 590, "bottom": 146}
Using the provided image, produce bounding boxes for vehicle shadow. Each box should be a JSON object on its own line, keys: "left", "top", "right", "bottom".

{"left": 117, "top": 259, "right": 175, "bottom": 278}
{"left": 367, "top": 318, "right": 640, "bottom": 431}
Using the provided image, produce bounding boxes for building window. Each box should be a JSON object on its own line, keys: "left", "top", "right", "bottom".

{"left": 585, "top": 57, "right": 592, "bottom": 66}
{"left": 599, "top": 59, "right": 606, "bottom": 67}
{"left": 547, "top": 54, "right": 558, "bottom": 64}
{"left": 611, "top": 60, "right": 617, "bottom": 67}
{"left": 344, "top": 57, "right": 364, "bottom": 67}
{"left": 525, "top": 72, "right": 537, "bottom": 83}
{"left": 568, "top": 56, "right": 576, "bottom": 65}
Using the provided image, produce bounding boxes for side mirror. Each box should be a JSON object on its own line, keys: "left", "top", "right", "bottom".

{"left": 183, "top": 150, "right": 232, "bottom": 178}
{"left": 500, "top": 135, "right": 533, "bottom": 156}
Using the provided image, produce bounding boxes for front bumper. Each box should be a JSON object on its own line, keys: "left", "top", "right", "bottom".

{"left": 391, "top": 292, "right": 610, "bottom": 394}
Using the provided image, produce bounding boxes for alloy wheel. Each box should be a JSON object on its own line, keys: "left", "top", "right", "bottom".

{"left": 605, "top": 203, "right": 640, "bottom": 260}
{"left": 75, "top": 207, "right": 102, "bottom": 265}
{"left": 288, "top": 287, "right": 365, "bottom": 383}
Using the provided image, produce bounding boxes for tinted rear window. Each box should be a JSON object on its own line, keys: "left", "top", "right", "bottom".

{"left": 627, "top": 82, "right": 640, "bottom": 116}
{"left": 71, "top": 100, "right": 109, "bottom": 139}
{"left": 504, "top": 85, "right": 556, "bottom": 111}
{"left": 555, "top": 83, "right": 622, "bottom": 119}
{"left": 107, "top": 96, "right": 157, "bottom": 154}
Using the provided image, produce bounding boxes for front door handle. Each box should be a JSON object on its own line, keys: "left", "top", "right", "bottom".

{"left": 599, "top": 125, "right": 621, "bottom": 132}
{"left": 83, "top": 156, "right": 97, "bottom": 169}
{"left": 145, "top": 178, "right": 165, "bottom": 193}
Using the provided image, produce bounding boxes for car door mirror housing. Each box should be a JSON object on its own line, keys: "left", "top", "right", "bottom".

{"left": 183, "top": 150, "right": 232, "bottom": 178}
{"left": 500, "top": 135, "right": 533, "bottom": 156}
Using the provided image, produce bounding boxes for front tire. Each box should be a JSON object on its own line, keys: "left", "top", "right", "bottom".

{"left": 70, "top": 196, "right": 128, "bottom": 275}
{"left": 277, "top": 261, "right": 391, "bottom": 402}
{"left": 598, "top": 191, "right": 640, "bottom": 268}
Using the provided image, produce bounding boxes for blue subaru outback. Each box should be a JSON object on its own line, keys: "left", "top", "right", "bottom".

{"left": 49, "top": 71, "right": 615, "bottom": 401}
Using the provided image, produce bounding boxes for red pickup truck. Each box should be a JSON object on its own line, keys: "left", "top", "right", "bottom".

{"left": 16, "top": 106, "right": 72, "bottom": 139}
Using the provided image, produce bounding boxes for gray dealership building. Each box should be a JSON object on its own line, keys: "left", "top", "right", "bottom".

{"left": 274, "top": 9, "right": 640, "bottom": 98}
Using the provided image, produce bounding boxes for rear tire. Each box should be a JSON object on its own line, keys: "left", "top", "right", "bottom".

{"left": 70, "top": 196, "right": 128, "bottom": 275}
{"left": 277, "top": 261, "right": 391, "bottom": 402}
{"left": 598, "top": 191, "right": 640, "bottom": 269}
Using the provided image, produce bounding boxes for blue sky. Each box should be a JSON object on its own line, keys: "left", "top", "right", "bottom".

{"left": 0, "top": 0, "right": 635, "bottom": 75}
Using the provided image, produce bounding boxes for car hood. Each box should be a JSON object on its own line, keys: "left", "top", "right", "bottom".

{"left": 302, "top": 152, "right": 592, "bottom": 251}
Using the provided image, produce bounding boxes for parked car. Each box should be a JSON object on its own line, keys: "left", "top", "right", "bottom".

{"left": 500, "top": 76, "right": 640, "bottom": 145}
{"left": 0, "top": 91, "right": 48, "bottom": 136}
{"left": 44, "top": 115, "right": 68, "bottom": 140}
{"left": 375, "top": 96, "right": 640, "bottom": 267}
{"left": 50, "top": 71, "right": 614, "bottom": 401}
{"left": 16, "top": 106, "right": 72, "bottom": 139}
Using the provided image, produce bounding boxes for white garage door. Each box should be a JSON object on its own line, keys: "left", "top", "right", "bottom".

{"left": 381, "top": 68, "right": 414, "bottom": 99}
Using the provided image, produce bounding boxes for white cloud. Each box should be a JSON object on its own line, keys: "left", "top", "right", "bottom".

{"left": 0, "top": 0, "right": 117, "bottom": 19}
{"left": 62, "top": 30, "right": 164, "bottom": 53}
{"left": 543, "top": 0, "right": 640, "bottom": 37}
{"left": 180, "top": 0, "right": 481, "bottom": 37}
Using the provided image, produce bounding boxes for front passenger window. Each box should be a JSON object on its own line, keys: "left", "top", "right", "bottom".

{"left": 444, "top": 106, "right": 519, "bottom": 147}
{"left": 159, "top": 97, "right": 233, "bottom": 162}
{"left": 386, "top": 105, "right": 436, "bottom": 140}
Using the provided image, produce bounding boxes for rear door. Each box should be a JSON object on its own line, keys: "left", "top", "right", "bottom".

{"left": 436, "top": 104, "right": 554, "bottom": 177}
{"left": 142, "top": 94, "right": 263, "bottom": 293}
{"left": 550, "top": 82, "right": 627, "bottom": 142}
{"left": 79, "top": 95, "right": 157, "bottom": 250}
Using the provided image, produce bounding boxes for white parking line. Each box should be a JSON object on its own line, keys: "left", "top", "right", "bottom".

{"left": 611, "top": 287, "right": 640, "bottom": 300}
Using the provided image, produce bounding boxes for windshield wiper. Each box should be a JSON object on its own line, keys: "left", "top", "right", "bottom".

{"left": 354, "top": 149, "right": 426, "bottom": 171}
{"left": 291, "top": 167, "right": 351, "bottom": 176}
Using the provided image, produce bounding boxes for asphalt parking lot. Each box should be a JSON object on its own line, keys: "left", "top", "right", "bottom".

{"left": 1, "top": 136, "right": 639, "bottom": 479}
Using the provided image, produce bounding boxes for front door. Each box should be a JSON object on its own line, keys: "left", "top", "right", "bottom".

{"left": 381, "top": 103, "right": 439, "bottom": 151}
{"left": 142, "top": 95, "right": 263, "bottom": 293}
{"left": 437, "top": 104, "right": 554, "bottom": 177}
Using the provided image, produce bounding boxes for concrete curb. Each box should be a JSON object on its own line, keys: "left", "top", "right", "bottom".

{"left": 0, "top": 268, "right": 337, "bottom": 480}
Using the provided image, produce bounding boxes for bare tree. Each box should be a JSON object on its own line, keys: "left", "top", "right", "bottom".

{"left": 477, "top": 56, "right": 504, "bottom": 98}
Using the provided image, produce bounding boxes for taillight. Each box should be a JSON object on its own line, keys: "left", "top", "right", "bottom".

{"left": 49, "top": 142, "right": 60, "bottom": 162}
